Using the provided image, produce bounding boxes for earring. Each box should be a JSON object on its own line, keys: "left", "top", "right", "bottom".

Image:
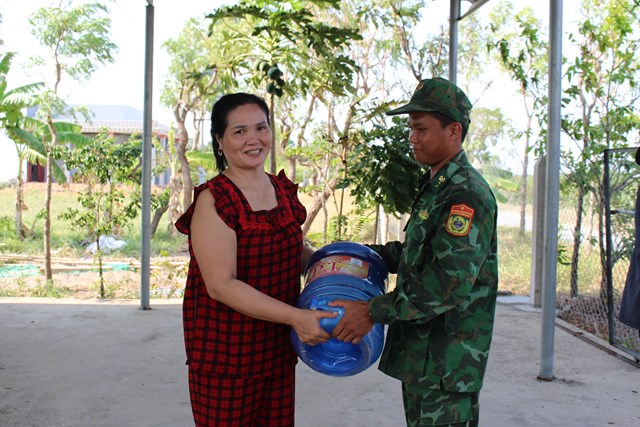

{"left": 218, "top": 148, "right": 223, "bottom": 156}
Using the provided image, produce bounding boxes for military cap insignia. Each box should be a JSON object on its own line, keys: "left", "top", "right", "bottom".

{"left": 418, "top": 209, "right": 429, "bottom": 220}
{"left": 445, "top": 203, "right": 475, "bottom": 236}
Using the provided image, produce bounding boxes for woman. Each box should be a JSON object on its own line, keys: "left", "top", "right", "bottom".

{"left": 175, "top": 93, "right": 334, "bottom": 427}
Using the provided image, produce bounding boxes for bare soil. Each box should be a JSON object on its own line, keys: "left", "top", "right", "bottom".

{"left": 0, "top": 255, "right": 188, "bottom": 299}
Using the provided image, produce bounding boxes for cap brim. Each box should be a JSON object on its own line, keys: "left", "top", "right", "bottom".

{"left": 385, "top": 103, "right": 439, "bottom": 116}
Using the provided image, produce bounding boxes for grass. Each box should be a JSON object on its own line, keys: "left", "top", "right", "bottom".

{"left": 0, "top": 183, "right": 185, "bottom": 257}
{"left": 0, "top": 182, "right": 615, "bottom": 301}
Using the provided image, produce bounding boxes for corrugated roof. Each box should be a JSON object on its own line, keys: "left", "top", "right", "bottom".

{"left": 26, "top": 105, "right": 172, "bottom": 136}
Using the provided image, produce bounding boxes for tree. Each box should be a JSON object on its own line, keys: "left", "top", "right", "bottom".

{"left": 0, "top": 52, "right": 44, "bottom": 238}
{"left": 161, "top": 17, "right": 242, "bottom": 213}
{"left": 60, "top": 131, "right": 141, "bottom": 298}
{"left": 295, "top": 0, "right": 447, "bottom": 241}
{"left": 464, "top": 106, "right": 514, "bottom": 166}
{"left": 345, "top": 117, "right": 424, "bottom": 240}
{"left": 28, "top": 1, "right": 117, "bottom": 281}
{"left": 490, "top": 5, "right": 548, "bottom": 236}
{"left": 562, "top": 0, "right": 640, "bottom": 298}
{"left": 207, "top": 0, "right": 360, "bottom": 175}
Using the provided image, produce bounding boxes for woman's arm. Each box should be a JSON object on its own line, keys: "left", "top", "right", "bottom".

{"left": 300, "top": 244, "right": 315, "bottom": 274}
{"left": 190, "top": 190, "right": 334, "bottom": 345}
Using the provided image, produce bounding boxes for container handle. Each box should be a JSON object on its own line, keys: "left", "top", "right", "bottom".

{"left": 309, "top": 296, "right": 345, "bottom": 333}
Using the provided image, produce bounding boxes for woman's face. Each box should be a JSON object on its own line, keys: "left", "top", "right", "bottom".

{"left": 218, "top": 103, "right": 271, "bottom": 170}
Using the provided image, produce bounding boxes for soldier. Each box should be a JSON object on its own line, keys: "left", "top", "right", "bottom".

{"left": 330, "top": 77, "right": 499, "bottom": 427}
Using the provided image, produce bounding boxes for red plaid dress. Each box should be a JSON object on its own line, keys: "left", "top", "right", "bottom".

{"left": 176, "top": 171, "right": 306, "bottom": 425}
{"left": 175, "top": 170, "right": 306, "bottom": 377}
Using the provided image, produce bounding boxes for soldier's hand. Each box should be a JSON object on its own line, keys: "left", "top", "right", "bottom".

{"left": 328, "top": 299, "right": 373, "bottom": 344}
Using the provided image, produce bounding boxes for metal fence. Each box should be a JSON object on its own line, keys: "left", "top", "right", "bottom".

{"left": 545, "top": 148, "right": 640, "bottom": 362}
{"left": 494, "top": 150, "right": 640, "bottom": 363}
{"left": 602, "top": 148, "right": 640, "bottom": 361}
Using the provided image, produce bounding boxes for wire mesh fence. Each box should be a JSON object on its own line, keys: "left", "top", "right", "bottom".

{"left": 495, "top": 149, "right": 640, "bottom": 362}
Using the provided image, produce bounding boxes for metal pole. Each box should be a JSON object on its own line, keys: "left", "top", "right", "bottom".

{"left": 539, "top": 0, "right": 563, "bottom": 380}
{"left": 140, "top": 1, "right": 154, "bottom": 310}
{"left": 603, "top": 149, "right": 615, "bottom": 345}
{"left": 449, "top": 0, "right": 460, "bottom": 83}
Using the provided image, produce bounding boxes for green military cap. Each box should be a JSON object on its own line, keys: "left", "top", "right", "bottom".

{"left": 386, "top": 77, "right": 472, "bottom": 130}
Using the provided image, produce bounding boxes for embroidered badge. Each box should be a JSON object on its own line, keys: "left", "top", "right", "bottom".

{"left": 445, "top": 203, "right": 475, "bottom": 237}
{"left": 419, "top": 209, "right": 429, "bottom": 220}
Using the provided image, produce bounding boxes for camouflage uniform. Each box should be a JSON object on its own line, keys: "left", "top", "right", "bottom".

{"left": 367, "top": 77, "right": 498, "bottom": 427}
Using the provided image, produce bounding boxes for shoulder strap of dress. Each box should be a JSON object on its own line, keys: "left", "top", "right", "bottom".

{"left": 209, "top": 174, "right": 245, "bottom": 230}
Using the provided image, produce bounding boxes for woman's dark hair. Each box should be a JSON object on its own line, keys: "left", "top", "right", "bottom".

{"left": 210, "top": 93, "right": 270, "bottom": 172}
{"left": 430, "top": 111, "right": 469, "bottom": 143}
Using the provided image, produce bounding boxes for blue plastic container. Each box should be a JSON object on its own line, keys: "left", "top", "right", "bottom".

{"left": 292, "top": 241, "right": 388, "bottom": 377}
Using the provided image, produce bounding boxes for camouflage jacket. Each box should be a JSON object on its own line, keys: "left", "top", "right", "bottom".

{"left": 368, "top": 150, "right": 498, "bottom": 392}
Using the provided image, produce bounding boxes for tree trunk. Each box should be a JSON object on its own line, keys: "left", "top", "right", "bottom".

{"left": 191, "top": 113, "right": 201, "bottom": 151}
{"left": 96, "top": 236, "right": 105, "bottom": 298}
{"left": 519, "top": 135, "right": 530, "bottom": 236}
{"left": 288, "top": 157, "right": 297, "bottom": 182}
{"left": 302, "top": 176, "right": 338, "bottom": 237}
{"left": 14, "top": 164, "right": 28, "bottom": 239}
{"left": 44, "top": 153, "right": 53, "bottom": 281}
{"left": 176, "top": 119, "right": 193, "bottom": 211}
{"left": 373, "top": 204, "right": 380, "bottom": 244}
{"left": 167, "top": 174, "right": 183, "bottom": 237}
{"left": 322, "top": 194, "right": 328, "bottom": 243}
{"left": 151, "top": 203, "right": 168, "bottom": 236}
{"left": 596, "top": 187, "right": 608, "bottom": 304}
{"left": 269, "top": 94, "right": 277, "bottom": 174}
{"left": 569, "top": 185, "right": 585, "bottom": 298}
{"left": 380, "top": 210, "right": 389, "bottom": 245}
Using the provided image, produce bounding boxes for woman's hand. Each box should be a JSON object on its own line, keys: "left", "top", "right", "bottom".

{"left": 290, "top": 309, "right": 338, "bottom": 346}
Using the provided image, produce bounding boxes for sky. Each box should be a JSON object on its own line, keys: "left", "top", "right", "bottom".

{"left": 0, "top": 0, "right": 237, "bottom": 181}
{"left": 0, "top": 1, "right": 569, "bottom": 182}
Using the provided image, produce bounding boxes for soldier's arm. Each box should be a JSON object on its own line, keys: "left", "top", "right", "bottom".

{"left": 369, "top": 189, "right": 496, "bottom": 325}
{"left": 366, "top": 241, "right": 404, "bottom": 273}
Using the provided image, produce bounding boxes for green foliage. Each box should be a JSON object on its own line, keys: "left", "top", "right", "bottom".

{"left": 559, "top": 0, "right": 640, "bottom": 293}
{"left": 28, "top": 3, "right": 117, "bottom": 84}
{"left": 150, "top": 260, "right": 187, "bottom": 299}
{"left": 345, "top": 117, "right": 423, "bottom": 216}
{"left": 0, "top": 52, "right": 44, "bottom": 131}
{"left": 481, "top": 164, "right": 519, "bottom": 204}
{"left": 186, "top": 150, "right": 217, "bottom": 176}
{"left": 326, "top": 207, "right": 372, "bottom": 244}
{"left": 13, "top": 118, "right": 90, "bottom": 184}
{"left": 59, "top": 131, "right": 141, "bottom": 297}
{"left": 465, "top": 107, "right": 514, "bottom": 165}
{"left": 206, "top": 0, "right": 362, "bottom": 175}
{"left": 0, "top": 215, "right": 13, "bottom": 235}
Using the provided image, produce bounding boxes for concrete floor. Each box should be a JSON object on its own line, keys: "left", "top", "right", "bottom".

{"left": 1, "top": 297, "right": 639, "bottom": 427}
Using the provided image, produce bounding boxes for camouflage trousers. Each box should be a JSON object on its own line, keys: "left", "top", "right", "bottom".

{"left": 401, "top": 383, "right": 479, "bottom": 427}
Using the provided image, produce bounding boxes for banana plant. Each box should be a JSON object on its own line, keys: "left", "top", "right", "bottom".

{"left": 0, "top": 51, "right": 44, "bottom": 238}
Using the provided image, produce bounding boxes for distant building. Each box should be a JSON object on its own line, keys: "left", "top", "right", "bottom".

{"left": 25, "top": 105, "right": 176, "bottom": 186}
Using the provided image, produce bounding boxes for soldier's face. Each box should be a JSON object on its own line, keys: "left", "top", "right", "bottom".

{"left": 407, "top": 112, "right": 462, "bottom": 173}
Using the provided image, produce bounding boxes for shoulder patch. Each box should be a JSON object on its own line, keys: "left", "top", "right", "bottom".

{"left": 445, "top": 203, "right": 475, "bottom": 237}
